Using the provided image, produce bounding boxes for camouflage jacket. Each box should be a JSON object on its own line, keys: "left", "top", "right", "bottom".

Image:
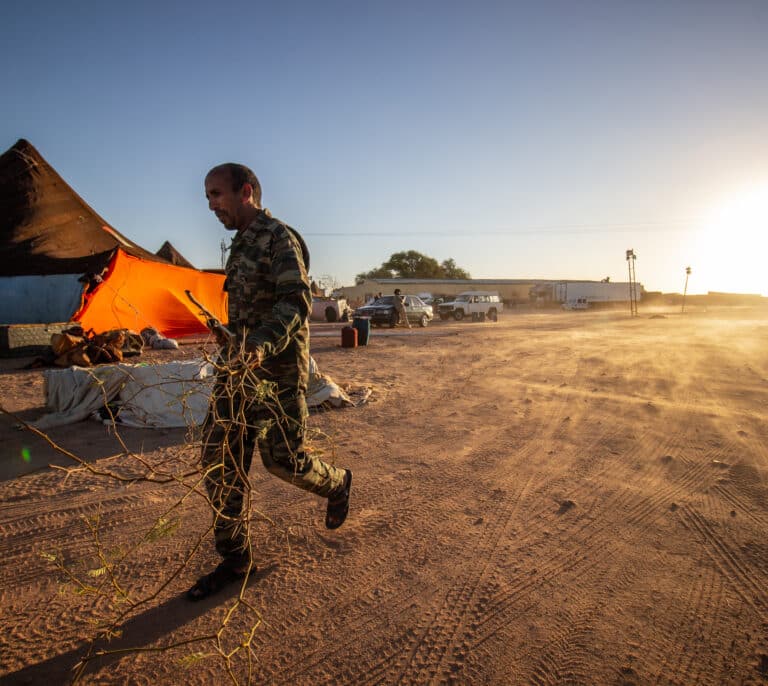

{"left": 224, "top": 210, "right": 311, "bottom": 382}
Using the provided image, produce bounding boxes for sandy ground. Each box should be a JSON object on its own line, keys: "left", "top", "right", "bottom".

{"left": 1, "top": 306, "right": 767, "bottom": 685}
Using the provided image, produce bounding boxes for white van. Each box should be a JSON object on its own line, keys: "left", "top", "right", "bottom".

{"left": 562, "top": 298, "right": 589, "bottom": 310}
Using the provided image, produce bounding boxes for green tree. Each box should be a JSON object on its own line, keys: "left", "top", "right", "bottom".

{"left": 384, "top": 251, "right": 443, "bottom": 278}
{"left": 356, "top": 251, "right": 470, "bottom": 283}
{"left": 440, "top": 258, "right": 470, "bottom": 279}
{"left": 355, "top": 265, "right": 394, "bottom": 284}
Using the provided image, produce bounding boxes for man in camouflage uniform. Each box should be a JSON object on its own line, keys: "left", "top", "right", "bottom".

{"left": 188, "top": 163, "right": 352, "bottom": 600}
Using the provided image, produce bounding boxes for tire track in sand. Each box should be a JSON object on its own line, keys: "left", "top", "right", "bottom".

{"left": 453, "top": 356, "right": 734, "bottom": 673}
{"left": 647, "top": 487, "right": 740, "bottom": 685}
{"left": 372, "top": 354, "right": 594, "bottom": 683}
{"left": 378, "top": 366, "right": 709, "bottom": 682}
{"left": 0, "top": 489, "right": 177, "bottom": 585}
{"left": 645, "top": 562, "right": 725, "bottom": 685}
{"left": 465, "top": 448, "right": 725, "bottom": 657}
{"left": 526, "top": 608, "right": 606, "bottom": 685}
{"left": 383, "top": 472, "right": 536, "bottom": 685}
{"left": 677, "top": 505, "right": 766, "bottom": 612}
{"left": 713, "top": 481, "right": 768, "bottom": 529}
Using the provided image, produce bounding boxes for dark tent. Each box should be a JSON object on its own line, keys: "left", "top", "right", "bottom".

{"left": 0, "top": 138, "right": 164, "bottom": 276}
{"left": 156, "top": 240, "right": 196, "bottom": 269}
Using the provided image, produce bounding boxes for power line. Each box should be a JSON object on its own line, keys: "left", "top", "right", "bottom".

{"left": 302, "top": 221, "right": 698, "bottom": 237}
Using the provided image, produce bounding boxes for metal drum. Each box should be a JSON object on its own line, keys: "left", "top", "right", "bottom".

{"left": 352, "top": 316, "right": 370, "bottom": 345}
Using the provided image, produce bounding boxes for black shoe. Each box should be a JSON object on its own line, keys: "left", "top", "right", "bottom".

{"left": 325, "top": 469, "right": 352, "bottom": 530}
{"left": 186, "top": 558, "right": 251, "bottom": 601}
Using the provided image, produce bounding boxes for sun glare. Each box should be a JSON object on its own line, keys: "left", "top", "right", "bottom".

{"left": 693, "top": 183, "right": 768, "bottom": 296}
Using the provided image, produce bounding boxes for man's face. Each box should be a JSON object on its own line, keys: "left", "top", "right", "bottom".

{"left": 205, "top": 171, "right": 244, "bottom": 231}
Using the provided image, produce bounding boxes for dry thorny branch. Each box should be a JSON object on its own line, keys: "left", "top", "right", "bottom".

{"left": 2, "top": 335, "right": 340, "bottom": 685}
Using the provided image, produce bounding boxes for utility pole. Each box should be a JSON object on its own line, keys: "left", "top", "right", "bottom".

{"left": 626, "top": 249, "right": 638, "bottom": 316}
{"left": 682, "top": 266, "right": 691, "bottom": 313}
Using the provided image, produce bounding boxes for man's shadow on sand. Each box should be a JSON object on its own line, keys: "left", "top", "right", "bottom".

{"left": 0, "top": 408, "right": 194, "bottom": 481}
{"left": 3, "top": 564, "right": 278, "bottom": 686}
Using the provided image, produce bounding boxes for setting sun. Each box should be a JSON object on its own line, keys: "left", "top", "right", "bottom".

{"left": 693, "top": 183, "right": 768, "bottom": 296}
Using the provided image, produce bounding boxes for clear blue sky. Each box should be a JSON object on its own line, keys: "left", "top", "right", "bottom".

{"left": 3, "top": 0, "right": 767, "bottom": 295}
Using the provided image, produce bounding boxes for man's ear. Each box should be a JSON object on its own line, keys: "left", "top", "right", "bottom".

{"left": 240, "top": 183, "right": 254, "bottom": 205}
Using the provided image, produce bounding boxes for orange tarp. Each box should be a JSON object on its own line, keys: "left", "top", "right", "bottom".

{"left": 73, "top": 249, "right": 227, "bottom": 338}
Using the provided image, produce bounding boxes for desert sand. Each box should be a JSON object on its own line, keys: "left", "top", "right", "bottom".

{"left": 1, "top": 307, "right": 767, "bottom": 685}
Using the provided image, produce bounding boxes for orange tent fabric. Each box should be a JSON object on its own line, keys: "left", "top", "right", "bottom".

{"left": 74, "top": 249, "right": 226, "bottom": 338}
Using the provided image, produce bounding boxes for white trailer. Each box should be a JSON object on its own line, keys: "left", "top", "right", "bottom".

{"left": 553, "top": 281, "right": 640, "bottom": 306}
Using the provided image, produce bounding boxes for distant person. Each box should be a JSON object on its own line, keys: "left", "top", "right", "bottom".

{"left": 394, "top": 288, "right": 411, "bottom": 328}
{"left": 187, "top": 162, "right": 352, "bottom": 601}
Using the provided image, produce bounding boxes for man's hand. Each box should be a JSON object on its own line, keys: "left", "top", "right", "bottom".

{"left": 226, "top": 346, "right": 263, "bottom": 373}
{"left": 185, "top": 290, "right": 235, "bottom": 347}
{"left": 208, "top": 320, "right": 233, "bottom": 348}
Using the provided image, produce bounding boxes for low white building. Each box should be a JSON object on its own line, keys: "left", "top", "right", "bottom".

{"left": 339, "top": 278, "right": 540, "bottom": 307}
{"left": 339, "top": 278, "right": 643, "bottom": 307}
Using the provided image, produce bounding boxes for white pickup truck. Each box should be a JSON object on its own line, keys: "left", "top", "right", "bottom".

{"left": 311, "top": 297, "right": 349, "bottom": 322}
{"left": 437, "top": 291, "right": 503, "bottom": 321}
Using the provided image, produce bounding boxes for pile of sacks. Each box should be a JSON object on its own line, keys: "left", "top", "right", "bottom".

{"left": 50, "top": 326, "right": 144, "bottom": 367}
{"left": 140, "top": 327, "right": 179, "bottom": 350}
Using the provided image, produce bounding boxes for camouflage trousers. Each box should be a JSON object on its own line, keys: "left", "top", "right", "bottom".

{"left": 201, "top": 375, "right": 346, "bottom": 563}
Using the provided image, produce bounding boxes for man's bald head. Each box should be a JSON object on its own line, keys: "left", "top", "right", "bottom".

{"left": 206, "top": 163, "right": 262, "bottom": 208}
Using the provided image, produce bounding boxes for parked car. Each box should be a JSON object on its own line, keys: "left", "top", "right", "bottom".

{"left": 354, "top": 295, "right": 433, "bottom": 328}
{"left": 417, "top": 292, "right": 434, "bottom": 305}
